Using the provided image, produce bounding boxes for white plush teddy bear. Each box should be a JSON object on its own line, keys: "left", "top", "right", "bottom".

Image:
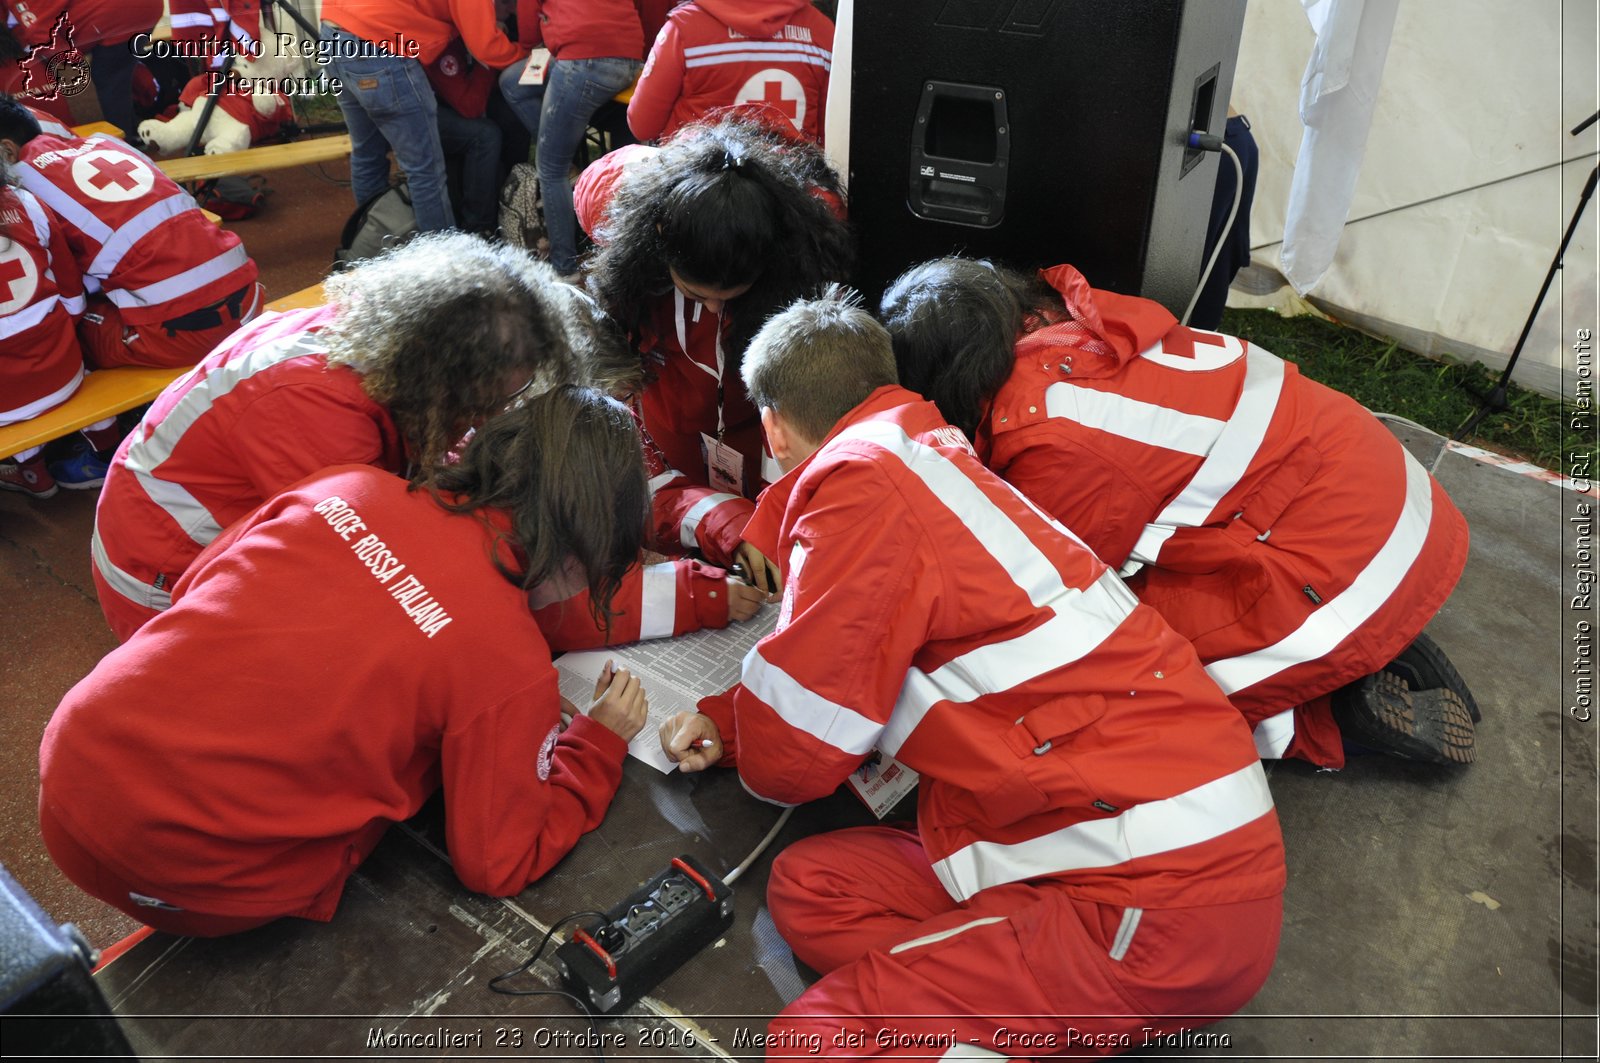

{"left": 137, "top": 37, "right": 297, "bottom": 156}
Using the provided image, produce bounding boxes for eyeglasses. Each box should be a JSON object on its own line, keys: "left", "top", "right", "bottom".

{"left": 501, "top": 376, "right": 537, "bottom": 412}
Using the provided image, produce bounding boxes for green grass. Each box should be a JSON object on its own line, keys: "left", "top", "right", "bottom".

{"left": 1221, "top": 308, "right": 1564, "bottom": 470}
{"left": 295, "top": 90, "right": 346, "bottom": 129}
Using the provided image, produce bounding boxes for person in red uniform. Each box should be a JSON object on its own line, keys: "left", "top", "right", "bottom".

{"left": 88, "top": 231, "right": 556, "bottom": 641}
{"left": 880, "top": 257, "right": 1478, "bottom": 768}
{"left": 0, "top": 158, "right": 121, "bottom": 497}
{"left": 536, "top": 279, "right": 771, "bottom": 644}
{"left": 0, "top": 93, "right": 262, "bottom": 375}
{"left": 40, "top": 387, "right": 654, "bottom": 937}
{"left": 659, "top": 291, "right": 1286, "bottom": 1055}
{"left": 580, "top": 112, "right": 853, "bottom": 587}
{"left": 628, "top": 0, "right": 834, "bottom": 145}
{"left": 90, "top": 232, "right": 760, "bottom": 644}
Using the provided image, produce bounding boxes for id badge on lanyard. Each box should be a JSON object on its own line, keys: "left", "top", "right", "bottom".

{"left": 678, "top": 289, "right": 745, "bottom": 496}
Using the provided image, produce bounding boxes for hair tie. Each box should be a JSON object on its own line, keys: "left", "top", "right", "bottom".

{"left": 721, "top": 149, "right": 744, "bottom": 172}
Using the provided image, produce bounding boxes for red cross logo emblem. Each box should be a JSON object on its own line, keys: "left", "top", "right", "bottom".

{"left": 735, "top": 69, "right": 806, "bottom": 131}
{"left": 0, "top": 245, "right": 41, "bottom": 315}
{"left": 71, "top": 148, "right": 155, "bottom": 203}
{"left": 87, "top": 157, "right": 139, "bottom": 190}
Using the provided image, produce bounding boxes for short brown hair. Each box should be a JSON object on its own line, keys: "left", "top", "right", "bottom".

{"left": 740, "top": 286, "right": 898, "bottom": 442}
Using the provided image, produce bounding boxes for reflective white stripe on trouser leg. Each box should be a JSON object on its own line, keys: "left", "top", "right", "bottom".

{"left": 1252, "top": 707, "right": 1297, "bottom": 759}
{"left": 939, "top": 1047, "right": 1007, "bottom": 1060}
{"left": 888, "top": 916, "right": 1006, "bottom": 955}
{"left": 1108, "top": 907, "right": 1143, "bottom": 961}
{"left": 638, "top": 562, "right": 677, "bottom": 640}
{"left": 91, "top": 527, "right": 172, "bottom": 611}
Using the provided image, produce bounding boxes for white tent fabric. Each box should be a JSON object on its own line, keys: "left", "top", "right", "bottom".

{"left": 1236, "top": 0, "right": 1597, "bottom": 398}
{"left": 1280, "top": 0, "right": 1399, "bottom": 294}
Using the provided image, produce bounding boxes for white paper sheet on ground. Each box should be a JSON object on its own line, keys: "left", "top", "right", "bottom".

{"left": 555, "top": 605, "right": 780, "bottom": 772}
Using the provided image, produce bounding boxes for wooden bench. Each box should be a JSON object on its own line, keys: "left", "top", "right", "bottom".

{"left": 1, "top": 283, "right": 328, "bottom": 458}
{"left": 155, "top": 135, "right": 352, "bottom": 184}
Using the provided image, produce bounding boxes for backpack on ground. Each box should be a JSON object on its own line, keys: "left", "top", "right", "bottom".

{"left": 497, "top": 162, "right": 548, "bottom": 256}
{"left": 334, "top": 180, "right": 416, "bottom": 266}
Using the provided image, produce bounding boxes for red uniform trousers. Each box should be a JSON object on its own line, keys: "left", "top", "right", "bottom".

{"left": 78, "top": 283, "right": 263, "bottom": 370}
{"left": 40, "top": 797, "right": 268, "bottom": 937}
{"left": 767, "top": 827, "right": 1282, "bottom": 1058}
{"left": 90, "top": 562, "right": 160, "bottom": 643}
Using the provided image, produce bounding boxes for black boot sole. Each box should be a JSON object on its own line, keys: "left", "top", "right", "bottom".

{"left": 1384, "top": 631, "right": 1482, "bottom": 723}
{"left": 1334, "top": 671, "right": 1476, "bottom": 766}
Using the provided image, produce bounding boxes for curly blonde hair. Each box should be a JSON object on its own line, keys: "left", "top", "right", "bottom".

{"left": 322, "top": 233, "right": 572, "bottom": 480}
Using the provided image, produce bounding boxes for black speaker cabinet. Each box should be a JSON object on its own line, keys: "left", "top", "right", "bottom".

{"left": 0, "top": 865, "right": 136, "bottom": 1059}
{"left": 847, "top": 0, "right": 1247, "bottom": 313}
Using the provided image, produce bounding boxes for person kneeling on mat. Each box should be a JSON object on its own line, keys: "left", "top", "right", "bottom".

{"left": 881, "top": 257, "right": 1479, "bottom": 769}
{"left": 40, "top": 387, "right": 651, "bottom": 936}
{"left": 660, "top": 290, "right": 1286, "bottom": 1056}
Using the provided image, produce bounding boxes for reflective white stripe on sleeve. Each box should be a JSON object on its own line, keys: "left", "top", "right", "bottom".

{"left": 1044, "top": 382, "right": 1226, "bottom": 457}
{"left": 938, "top": 1048, "right": 1007, "bottom": 1061}
{"left": 1126, "top": 348, "right": 1287, "bottom": 566}
{"left": 883, "top": 570, "right": 1137, "bottom": 757}
{"left": 107, "top": 243, "right": 251, "bottom": 310}
{"left": 87, "top": 193, "right": 196, "bottom": 278}
{"left": 742, "top": 643, "right": 881, "bottom": 757}
{"left": 888, "top": 916, "right": 1006, "bottom": 955}
{"left": 1251, "top": 707, "right": 1297, "bottom": 759}
{"left": 932, "top": 761, "right": 1276, "bottom": 901}
{"left": 17, "top": 185, "right": 52, "bottom": 246}
{"left": 1, "top": 364, "right": 82, "bottom": 424}
{"left": 123, "top": 328, "right": 324, "bottom": 546}
{"left": 679, "top": 491, "right": 740, "bottom": 548}
{"left": 833, "top": 421, "right": 1137, "bottom": 757}
{"left": 647, "top": 470, "right": 678, "bottom": 495}
{"left": 1206, "top": 446, "right": 1435, "bottom": 696}
{"left": 91, "top": 527, "right": 173, "bottom": 611}
{"left": 17, "top": 167, "right": 114, "bottom": 244}
{"left": 638, "top": 562, "right": 678, "bottom": 641}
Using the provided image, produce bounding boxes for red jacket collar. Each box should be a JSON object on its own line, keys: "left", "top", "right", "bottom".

{"left": 1016, "top": 263, "right": 1178, "bottom": 378}
{"left": 740, "top": 384, "right": 921, "bottom": 558}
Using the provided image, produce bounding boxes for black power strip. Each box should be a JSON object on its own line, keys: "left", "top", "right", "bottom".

{"left": 553, "top": 855, "right": 734, "bottom": 1014}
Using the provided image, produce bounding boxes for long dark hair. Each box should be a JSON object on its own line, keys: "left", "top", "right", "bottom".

{"left": 878, "top": 257, "right": 1064, "bottom": 440}
{"left": 431, "top": 385, "right": 649, "bottom": 629}
{"left": 586, "top": 112, "right": 854, "bottom": 367}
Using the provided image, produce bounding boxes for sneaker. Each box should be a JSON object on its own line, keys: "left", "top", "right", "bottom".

{"left": 0, "top": 457, "right": 59, "bottom": 498}
{"left": 47, "top": 443, "right": 110, "bottom": 490}
{"left": 1332, "top": 670, "right": 1475, "bottom": 766}
{"left": 1383, "top": 631, "right": 1481, "bottom": 722}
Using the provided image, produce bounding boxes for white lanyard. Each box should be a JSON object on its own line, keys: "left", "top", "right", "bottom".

{"left": 674, "top": 288, "right": 728, "bottom": 437}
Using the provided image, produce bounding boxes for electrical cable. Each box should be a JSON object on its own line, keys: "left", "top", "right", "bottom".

{"left": 722, "top": 806, "right": 794, "bottom": 886}
{"left": 488, "top": 909, "right": 611, "bottom": 1060}
{"left": 1182, "top": 139, "right": 1244, "bottom": 327}
{"left": 1371, "top": 411, "right": 1454, "bottom": 475}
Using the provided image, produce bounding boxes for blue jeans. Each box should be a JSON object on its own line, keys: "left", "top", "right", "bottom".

{"left": 436, "top": 104, "right": 502, "bottom": 233}
{"left": 322, "top": 23, "right": 454, "bottom": 231}
{"left": 500, "top": 56, "right": 641, "bottom": 273}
